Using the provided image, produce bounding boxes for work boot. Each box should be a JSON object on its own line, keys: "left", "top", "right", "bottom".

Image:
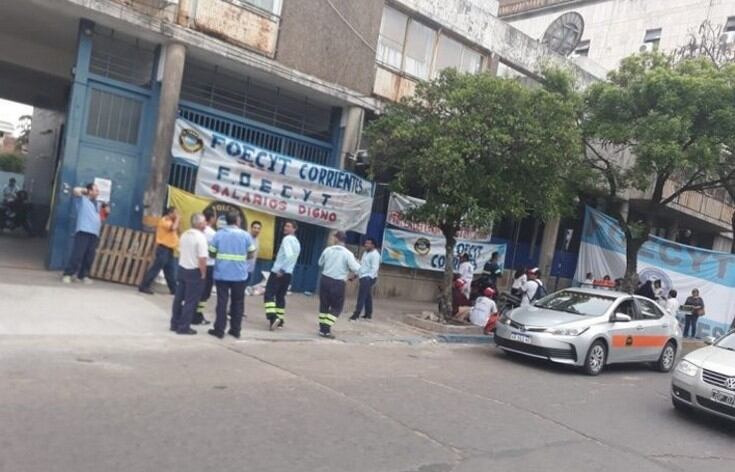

{"left": 319, "top": 331, "right": 335, "bottom": 339}
{"left": 349, "top": 314, "right": 359, "bottom": 321}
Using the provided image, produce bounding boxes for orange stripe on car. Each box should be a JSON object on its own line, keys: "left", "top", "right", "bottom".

{"left": 612, "top": 335, "right": 669, "bottom": 348}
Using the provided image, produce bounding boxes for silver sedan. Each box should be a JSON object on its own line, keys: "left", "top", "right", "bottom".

{"left": 495, "top": 288, "right": 682, "bottom": 375}
{"left": 671, "top": 330, "right": 735, "bottom": 422}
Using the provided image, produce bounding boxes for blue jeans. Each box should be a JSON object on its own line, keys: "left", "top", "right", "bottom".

{"left": 353, "top": 277, "right": 376, "bottom": 318}
{"left": 140, "top": 245, "right": 177, "bottom": 294}
{"left": 63, "top": 231, "right": 98, "bottom": 279}
{"left": 684, "top": 315, "right": 699, "bottom": 338}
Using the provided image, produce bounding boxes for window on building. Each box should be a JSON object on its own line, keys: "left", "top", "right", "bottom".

{"left": 643, "top": 28, "right": 662, "bottom": 51}
{"left": 86, "top": 88, "right": 143, "bottom": 145}
{"left": 725, "top": 16, "right": 735, "bottom": 32}
{"left": 433, "top": 35, "right": 483, "bottom": 76}
{"left": 403, "top": 20, "right": 436, "bottom": 80}
{"left": 240, "top": 0, "right": 282, "bottom": 15}
{"left": 377, "top": 6, "right": 409, "bottom": 70}
{"left": 574, "top": 39, "right": 590, "bottom": 57}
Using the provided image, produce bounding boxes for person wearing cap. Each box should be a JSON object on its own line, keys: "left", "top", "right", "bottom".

{"left": 317, "top": 231, "right": 360, "bottom": 339}
{"left": 521, "top": 268, "right": 545, "bottom": 307}
{"left": 455, "top": 287, "right": 498, "bottom": 327}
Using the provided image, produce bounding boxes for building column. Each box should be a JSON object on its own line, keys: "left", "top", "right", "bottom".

{"left": 143, "top": 42, "right": 186, "bottom": 223}
{"left": 338, "top": 106, "right": 365, "bottom": 170}
{"left": 538, "top": 217, "right": 561, "bottom": 281}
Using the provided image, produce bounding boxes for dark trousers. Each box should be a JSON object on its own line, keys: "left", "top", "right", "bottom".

{"left": 171, "top": 268, "right": 204, "bottom": 333}
{"left": 353, "top": 277, "right": 376, "bottom": 318}
{"left": 63, "top": 231, "right": 99, "bottom": 279}
{"left": 215, "top": 280, "right": 246, "bottom": 336}
{"left": 140, "top": 245, "right": 177, "bottom": 294}
{"left": 318, "top": 275, "right": 345, "bottom": 333}
{"left": 264, "top": 272, "right": 292, "bottom": 322}
{"left": 684, "top": 314, "right": 699, "bottom": 338}
{"left": 193, "top": 266, "right": 214, "bottom": 324}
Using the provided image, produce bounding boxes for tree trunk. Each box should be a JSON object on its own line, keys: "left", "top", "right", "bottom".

{"left": 439, "top": 234, "right": 457, "bottom": 322}
{"left": 622, "top": 235, "right": 645, "bottom": 293}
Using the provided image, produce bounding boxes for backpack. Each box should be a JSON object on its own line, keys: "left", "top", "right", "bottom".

{"left": 530, "top": 281, "right": 547, "bottom": 302}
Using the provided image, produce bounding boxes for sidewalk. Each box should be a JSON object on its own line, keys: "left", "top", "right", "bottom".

{"left": 0, "top": 257, "right": 436, "bottom": 344}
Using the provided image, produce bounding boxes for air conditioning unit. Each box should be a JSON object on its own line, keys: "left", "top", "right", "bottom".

{"left": 639, "top": 43, "right": 651, "bottom": 53}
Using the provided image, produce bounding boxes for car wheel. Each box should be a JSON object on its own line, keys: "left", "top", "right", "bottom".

{"left": 583, "top": 340, "right": 607, "bottom": 376}
{"left": 656, "top": 341, "right": 677, "bottom": 373}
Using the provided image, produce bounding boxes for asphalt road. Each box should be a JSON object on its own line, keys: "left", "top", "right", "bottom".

{"left": 2, "top": 334, "right": 733, "bottom": 472}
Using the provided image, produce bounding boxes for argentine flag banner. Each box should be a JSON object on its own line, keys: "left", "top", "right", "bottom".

{"left": 574, "top": 206, "right": 735, "bottom": 337}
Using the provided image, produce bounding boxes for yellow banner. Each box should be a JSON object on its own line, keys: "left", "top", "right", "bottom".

{"left": 167, "top": 186, "right": 274, "bottom": 259}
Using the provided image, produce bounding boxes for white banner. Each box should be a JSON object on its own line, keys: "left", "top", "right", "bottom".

{"left": 575, "top": 206, "right": 735, "bottom": 337}
{"left": 382, "top": 228, "right": 505, "bottom": 273}
{"left": 172, "top": 118, "right": 374, "bottom": 233}
{"left": 382, "top": 193, "right": 506, "bottom": 274}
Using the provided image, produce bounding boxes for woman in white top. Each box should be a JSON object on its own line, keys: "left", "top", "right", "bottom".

{"left": 510, "top": 267, "right": 527, "bottom": 297}
{"left": 664, "top": 289, "right": 680, "bottom": 317}
{"left": 457, "top": 253, "right": 474, "bottom": 299}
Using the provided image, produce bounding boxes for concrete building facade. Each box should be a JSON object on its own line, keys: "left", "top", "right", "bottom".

{"left": 498, "top": 0, "right": 735, "bottom": 260}
{"left": 4, "top": 0, "right": 601, "bottom": 296}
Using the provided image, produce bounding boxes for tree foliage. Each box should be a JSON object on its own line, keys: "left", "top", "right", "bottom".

{"left": 0, "top": 153, "right": 24, "bottom": 173}
{"left": 582, "top": 52, "right": 735, "bottom": 288}
{"left": 366, "top": 69, "right": 582, "bottom": 318}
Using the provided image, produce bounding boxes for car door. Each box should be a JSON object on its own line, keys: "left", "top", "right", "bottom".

{"left": 607, "top": 297, "right": 642, "bottom": 364}
{"left": 631, "top": 297, "right": 671, "bottom": 361}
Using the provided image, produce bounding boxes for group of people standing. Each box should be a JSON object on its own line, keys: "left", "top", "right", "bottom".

{"left": 61, "top": 183, "right": 382, "bottom": 339}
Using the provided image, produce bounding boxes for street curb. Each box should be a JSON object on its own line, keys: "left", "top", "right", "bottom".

{"left": 434, "top": 334, "right": 494, "bottom": 344}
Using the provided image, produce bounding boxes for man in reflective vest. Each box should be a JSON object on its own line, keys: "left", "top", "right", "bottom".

{"left": 317, "top": 231, "right": 360, "bottom": 339}
{"left": 264, "top": 220, "right": 301, "bottom": 331}
{"left": 207, "top": 211, "right": 256, "bottom": 339}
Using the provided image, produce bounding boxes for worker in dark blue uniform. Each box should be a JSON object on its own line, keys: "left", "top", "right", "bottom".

{"left": 207, "top": 211, "right": 256, "bottom": 339}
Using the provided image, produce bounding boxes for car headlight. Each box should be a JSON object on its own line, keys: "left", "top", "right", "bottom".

{"left": 499, "top": 314, "right": 511, "bottom": 325}
{"left": 548, "top": 327, "right": 589, "bottom": 336}
{"left": 676, "top": 360, "right": 699, "bottom": 377}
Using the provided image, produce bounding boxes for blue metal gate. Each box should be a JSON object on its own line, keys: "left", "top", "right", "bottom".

{"left": 170, "top": 102, "right": 336, "bottom": 292}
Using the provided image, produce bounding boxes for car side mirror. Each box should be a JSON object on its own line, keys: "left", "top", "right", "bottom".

{"left": 704, "top": 336, "right": 715, "bottom": 345}
{"left": 613, "top": 313, "right": 632, "bottom": 323}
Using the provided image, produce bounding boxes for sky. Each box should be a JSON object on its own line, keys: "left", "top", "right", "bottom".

{"left": 0, "top": 99, "right": 34, "bottom": 136}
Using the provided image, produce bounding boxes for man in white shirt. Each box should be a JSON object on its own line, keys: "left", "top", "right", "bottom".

{"left": 170, "top": 213, "right": 208, "bottom": 335}
{"left": 664, "top": 289, "right": 680, "bottom": 317}
{"left": 317, "top": 231, "right": 360, "bottom": 339}
{"left": 194, "top": 210, "right": 217, "bottom": 325}
{"left": 350, "top": 238, "right": 381, "bottom": 321}
{"left": 455, "top": 287, "right": 498, "bottom": 327}
{"left": 521, "top": 268, "right": 544, "bottom": 307}
{"left": 246, "top": 220, "right": 262, "bottom": 293}
{"left": 457, "top": 253, "right": 474, "bottom": 299}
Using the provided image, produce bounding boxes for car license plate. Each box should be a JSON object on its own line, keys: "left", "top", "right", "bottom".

{"left": 510, "top": 332, "right": 531, "bottom": 344}
{"left": 711, "top": 389, "right": 735, "bottom": 407}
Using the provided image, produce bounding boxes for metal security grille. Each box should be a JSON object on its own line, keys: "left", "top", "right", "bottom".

{"left": 90, "top": 27, "right": 156, "bottom": 88}
{"left": 180, "top": 61, "right": 332, "bottom": 142}
{"left": 86, "top": 88, "right": 143, "bottom": 145}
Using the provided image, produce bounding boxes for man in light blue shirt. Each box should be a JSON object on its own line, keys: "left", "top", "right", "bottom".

{"left": 264, "top": 220, "right": 301, "bottom": 330}
{"left": 62, "top": 183, "right": 102, "bottom": 284}
{"left": 207, "top": 211, "right": 256, "bottom": 339}
{"left": 317, "top": 231, "right": 360, "bottom": 339}
{"left": 350, "top": 238, "right": 381, "bottom": 321}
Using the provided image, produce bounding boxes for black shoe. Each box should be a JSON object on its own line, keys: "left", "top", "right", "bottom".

{"left": 192, "top": 318, "right": 211, "bottom": 326}
{"left": 227, "top": 330, "right": 240, "bottom": 339}
{"left": 319, "top": 331, "right": 335, "bottom": 339}
{"left": 362, "top": 316, "right": 372, "bottom": 321}
{"left": 169, "top": 326, "right": 177, "bottom": 332}
{"left": 208, "top": 329, "right": 224, "bottom": 339}
{"left": 138, "top": 287, "right": 154, "bottom": 295}
{"left": 176, "top": 328, "right": 197, "bottom": 335}
{"left": 349, "top": 315, "right": 359, "bottom": 321}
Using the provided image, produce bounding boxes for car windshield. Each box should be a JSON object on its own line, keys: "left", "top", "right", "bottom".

{"left": 715, "top": 331, "right": 735, "bottom": 351}
{"left": 534, "top": 291, "right": 615, "bottom": 317}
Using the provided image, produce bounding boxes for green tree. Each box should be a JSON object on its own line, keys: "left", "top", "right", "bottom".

{"left": 15, "top": 115, "right": 31, "bottom": 153}
{"left": 366, "top": 69, "right": 583, "bottom": 319}
{"left": 0, "top": 153, "right": 24, "bottom": 173}
{"left": 582, "top": 53, "right": 735, "bottom": 290}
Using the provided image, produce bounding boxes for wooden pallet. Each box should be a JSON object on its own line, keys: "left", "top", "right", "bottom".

{"left": 90, "top": 225, "right": 156, "bottom": 286}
